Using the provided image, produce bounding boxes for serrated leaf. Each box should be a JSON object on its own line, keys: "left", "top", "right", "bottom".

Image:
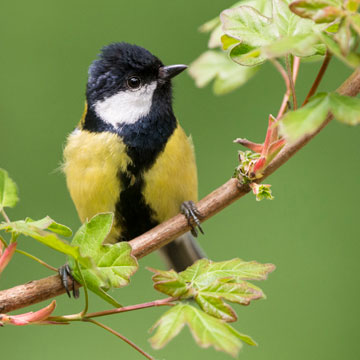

{"left": 289, "top": 0, "right": 343, "bottom": 23}
{"left": 188, "top": 50, "right": 259, "bottom": 94}
{"left": 150, "top": 304, "right": 257, "bottom": 357}
{"left": 195, "top": 294, "right": 237, "bottom": 322}
{"left": 181, "top": 258, "right": 275, "bottom": 286}
{"left": 280, "top": 93, "right": 330, "bottom": 142}
{"left": 221, "top": 6, "right": 276, "bottom": 47}
{"left": 273, "top": 0, "right": 316, "bottom": 35}
{"left": 221, "top": 0, "right": 326, "bottom": 65}
{"left": 149, "top": 268, "right": 189, "bottom": 298}
{"left": 200, "top": 0, "right": 272, "bottom": 48}
{"left": 329, "top": 93, "right": 360, "bottom": 125}
{"left": 195, "top": 280, "right": 264, "bottom": 321}
{"left": 151, "top": 258, "right": 274, "bottom": 321}
{"left": 0, "top": 169, "right": 19, "bottom": 209}
{"left": 149, "top": 304, "right": 187, "bottom": 349}
{"left": 0, "top": 219, "right": 81, "bottom": 262}
{"left": 69, "top": 213, "right": 138, "bottom": 307}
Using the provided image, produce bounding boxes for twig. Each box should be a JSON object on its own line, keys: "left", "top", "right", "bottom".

{"left": 302, "top": 51, "right": 332, "bottom": 106}
{"left": 86, "top": 319, "right": 155, "bottom": 360}
{"left": 286, "top": 55, "right": 298, "bottom": 110}
{"left": 15, "top": 249, "right": 58, "bottom": 272}
{"left": 0, "top": 68, "right": 360, "bottom": 314}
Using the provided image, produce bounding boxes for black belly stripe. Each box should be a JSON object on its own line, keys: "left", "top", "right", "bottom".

{"left": 115, "top": 169, "right": 159, "bottom": 241}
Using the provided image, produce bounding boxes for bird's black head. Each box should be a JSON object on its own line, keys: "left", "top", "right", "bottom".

{"left": 87, "top": 43, "right": 163, "bottom": 103}
{"left": 85, "top": 43, "right": 186, "bottom": 125}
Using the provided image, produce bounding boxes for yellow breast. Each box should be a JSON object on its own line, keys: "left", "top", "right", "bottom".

{"left": 63, "top": 130, "right": 131, "bottom": 240}
{"left": 143, "top": 125, "right": 198, "bottom": 223}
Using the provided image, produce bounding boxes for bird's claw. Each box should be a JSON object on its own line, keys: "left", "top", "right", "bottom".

{"left": 181, "top": 201, "right": 204, "bottom": 237}
{"left": 58, "top": 264, "right": 80, "bottom": 299}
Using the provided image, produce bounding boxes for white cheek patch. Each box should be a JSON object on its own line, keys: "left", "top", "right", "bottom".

{"left": 94, "top": 82, "right": 157, "bottom": 127}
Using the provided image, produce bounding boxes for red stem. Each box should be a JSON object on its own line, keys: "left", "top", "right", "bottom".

{"left": 85, "top": 297, "right": 175, "bottom": 319}
{"left": 87, "top": 319, "right": 155, "bottom": 360}
{"left": 302, "top": 51, "right": 332, "bottom": 106}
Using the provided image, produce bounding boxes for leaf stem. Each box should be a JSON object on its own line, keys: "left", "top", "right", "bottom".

{"left": 15, "top": 249, "right": 58, "bottom": 272}
{"left": 0, "top": 208, "right": 10, "bottom": 223}
{"left": 286, "top": 55, "right": 298, "bottom": 110}
{"left": 85, "top": 297, "right": 176, "bottom": 319}
{"left": 275, "top": 56, "right": 300, "bottom": 119}
{"left": 75, "top": 261, "right": 88, "bottom": 316}
{"left": 86, "top": 319, "right": 155, "bottom": 360}
{"left": 302, "top": 51, "right": 332, "bottom": 106}
{"left": 0, "top": 235, "right": 7, "bottom": 248}
{"left": 272, "top": 59, "right": 290, "bottom": 90}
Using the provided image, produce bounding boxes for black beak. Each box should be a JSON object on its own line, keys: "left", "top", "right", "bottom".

{"left": 159, "top": 64, "right": 187, "bottom": 80}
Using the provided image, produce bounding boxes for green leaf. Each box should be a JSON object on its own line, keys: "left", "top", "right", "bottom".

{"left": 349, "top": 13, "right": 360, "bottom": 34}
{"left": 346, "top": 0, "right": 360, "bottom": 12}
{"left": 318, "top": 32, "right": 360, "bottom": 67}
{"left": 251, "top": 183, "right": 275, "bottom": 201}
{"left": 280, "top": 93, "right": 331, "bottom": 143}
{"left": 195, "top": 280, "right": 264, "bottom": 321}
{"left": 0, "top": 169, "right": 19, "bottom": 209}
{"left": 199, "top": 0, "right": 272, "bottom": 48}
{"left": 195, "top": 294, "right": 237, "bottom": 322}
{"left": 151, "top": 258, "right": 274, "bottom": 321}
{"left": 149, "top": 304, "right": 187, "bottom": 349}
{"left": 221, "top": 6, "right": 276, "bottom": 47}
{"left": 180, "top": 258, "right": 275, "bottom": 285}
{"left": 329, "top": 93, "right": 360, "bottom": 125}
{"left": 221, "top": 34, "right": 240, "bottom": 50}
{"left": 69, "top": 213, "right": 138, "bottom": 307}
{"left": 230, "top": 43, "right": 267, "bottom": 66}
{"left": 263, "top": 33, "right": 320, "bottom": 58}
{"left": 0, "top": 218, "right": 81, "bottom": 261}
{"left": 289, "top": 0, "right": 343, "bottom": 23}
{"left": 188, "top": 50, "right": 259, "bottom": 94}
{"left": 149, "top": 267, "right": 189, "bottom": 298}
{"left": 25, "top": 217, "right": 72, "bottom": 237}
{"left": 150, "top": 304, "right": 257, "bottom": 357}
{"left": 221, "top": 0, "right": 325, "bottom": 65}
{"left": 273, "top": 0, "right": 316, "bottom": 35}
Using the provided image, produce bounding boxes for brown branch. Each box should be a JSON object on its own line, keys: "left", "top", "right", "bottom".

{"left": 1, "top": 68, "right": 360, "bottom": 315}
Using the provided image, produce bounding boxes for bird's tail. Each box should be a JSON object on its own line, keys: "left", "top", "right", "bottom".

{"left": 159, "top": 232, "right": 206, "bottom": 272}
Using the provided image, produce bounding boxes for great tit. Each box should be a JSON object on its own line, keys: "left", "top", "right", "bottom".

{"left": 63, "top": 42, "right": 204, "bottom": 273}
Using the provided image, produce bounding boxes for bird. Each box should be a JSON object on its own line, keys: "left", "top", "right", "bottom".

{"left": 62, "top": 42, "right": 204, "bottom": 291}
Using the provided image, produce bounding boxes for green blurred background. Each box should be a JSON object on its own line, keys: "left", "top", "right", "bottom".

{"left": 1, "top": 0, "right": 359, "bottom": 359}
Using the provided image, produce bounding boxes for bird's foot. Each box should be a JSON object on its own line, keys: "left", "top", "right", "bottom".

{"left": 181, "top": 201, "right": 204, "bottom": 237}
{"left": 58, "top": 264, "right": 80, "bottom": 299}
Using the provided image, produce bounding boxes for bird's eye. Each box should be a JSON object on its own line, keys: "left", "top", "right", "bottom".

{"left": 127, "top": 76, "right": 141, "bottom": 89}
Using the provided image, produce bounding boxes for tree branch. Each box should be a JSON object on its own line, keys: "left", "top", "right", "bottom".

{"left": 1, "top": 68, "right": 360, "bottom": 315}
